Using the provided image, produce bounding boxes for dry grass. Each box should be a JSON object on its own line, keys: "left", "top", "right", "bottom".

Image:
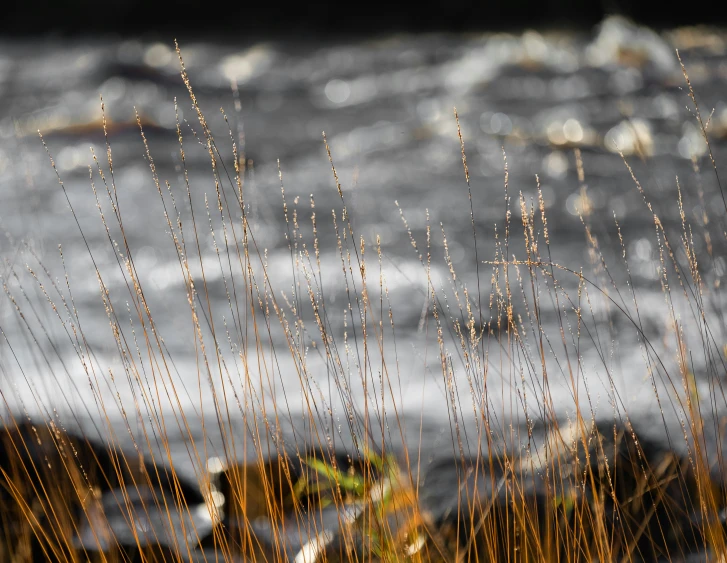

{"left": 1, "top": 42, "right": 726, "bottom": 562}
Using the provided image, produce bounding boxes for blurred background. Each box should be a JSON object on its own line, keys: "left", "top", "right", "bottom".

{"left": 1, "top": 1, "right": 727, "bottom": 460}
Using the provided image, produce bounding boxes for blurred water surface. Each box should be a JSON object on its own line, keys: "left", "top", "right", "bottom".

{"left": 1, "top": 17, "right": 727, "bottom": 469}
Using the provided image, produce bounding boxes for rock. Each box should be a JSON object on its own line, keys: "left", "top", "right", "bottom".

{"left": 0, "top": 418, "right": 203, "bottom": 504}
{"left": 0, "top": 417, "right": 206, "bottom": 561}
{"left": 205, "top": 446, "right": 446, "bottom": 562}
{"left": 420, "top": 419, "right": 724, "bottom": 561}
{"left": 536, "top": 419, "right": 720, "bottom": 561}
{"left": 212, "top": 447, "right": 378, "bottom": 524}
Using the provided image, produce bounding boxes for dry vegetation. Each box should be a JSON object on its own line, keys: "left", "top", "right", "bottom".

{"left": 1, "top": 43, "right": 727, "bottom": 562}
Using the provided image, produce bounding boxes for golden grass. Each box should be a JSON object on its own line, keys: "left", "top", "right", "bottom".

{"left": 1, "top": 41, "right": 727, "bottom": 562}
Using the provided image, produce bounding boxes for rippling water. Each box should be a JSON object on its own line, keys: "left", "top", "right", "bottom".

{"left": 1, "top": 17, "right": 727, "bottom": 469}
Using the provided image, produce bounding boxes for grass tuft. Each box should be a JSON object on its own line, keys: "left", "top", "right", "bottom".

{"left": 1, "top": 40, "right": 727, "bottom": 562}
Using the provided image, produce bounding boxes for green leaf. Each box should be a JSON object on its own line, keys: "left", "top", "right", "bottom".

{"left": 304, "top": 457, "right": 365, "bottom": 496}
{"left": 292, "top": 475, "right": 308, "bottom": 500}
{"left": 554, "top": 492, "right": 576, "bottom": 516}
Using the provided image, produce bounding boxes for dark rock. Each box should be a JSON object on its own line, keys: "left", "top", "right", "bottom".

{"left": 420, "top": 420, "right": 724, "bottom": 562}
{"left": 0, "top": 417, "right": 207, "bottom": 561}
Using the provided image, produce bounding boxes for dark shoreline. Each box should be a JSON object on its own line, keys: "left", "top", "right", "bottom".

{"left": 2, "top": 416, "right": 724, "bottom": 561}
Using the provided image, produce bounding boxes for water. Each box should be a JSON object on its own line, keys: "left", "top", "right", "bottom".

{"left": 1, "top": 17, "right": 727, "bottom": 472}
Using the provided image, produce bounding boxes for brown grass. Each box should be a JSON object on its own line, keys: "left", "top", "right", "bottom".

{"left": 1, "top": 41, "right": 726, "bottom": 562}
